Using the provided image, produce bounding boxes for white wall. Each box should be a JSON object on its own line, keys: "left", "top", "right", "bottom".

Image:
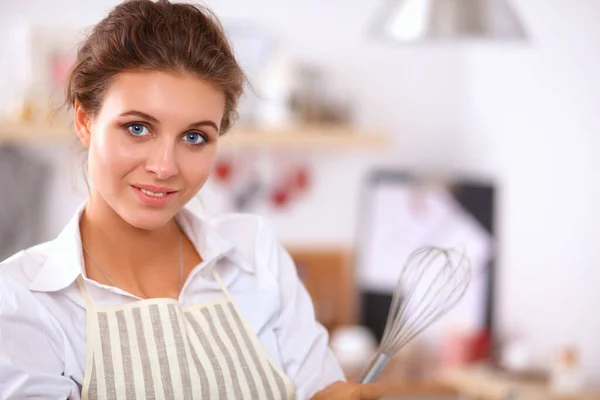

{"left": 461, "top": 0, "right": 600, "bottom": 382}
{"left": 2, "top": 0, "right": 599, "bottom": 384}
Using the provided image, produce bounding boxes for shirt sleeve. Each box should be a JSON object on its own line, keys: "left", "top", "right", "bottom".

{"left": 0, "top": 274, "right": 76, "bottom": 399}
{"left": 257, "top": 220, "right": 346, "bottom": 399}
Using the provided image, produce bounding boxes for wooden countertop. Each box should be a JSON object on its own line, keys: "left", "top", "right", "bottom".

{"left": 378, "top": 380, "right": 456, "bottom": 397}
{"left": 439, "top": 364, "right": 600, "bottom": 400}
{"left": 345, "top": 364, "right": 457, "bottom": 398}
{"left": 346, "top": 362, "right": 600, "bottom": 399}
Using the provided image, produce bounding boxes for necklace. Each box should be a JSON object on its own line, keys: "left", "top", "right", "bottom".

{"left": 81, "top": 230, "right": 184, "bottom": 299}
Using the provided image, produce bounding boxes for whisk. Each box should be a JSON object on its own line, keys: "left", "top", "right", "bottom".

{"left": 357, "top": 245, "right": 471, "bottom": 383}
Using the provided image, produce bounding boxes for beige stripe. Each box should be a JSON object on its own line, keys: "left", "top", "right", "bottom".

{"left": 211, "top": 270, "right": 294, "bottom": 398}
{"left": 140, "top": 304, "right": 166, "bottom": 399}
{"left": 187, "top": 310, "right": 233, "bottom": 397}
{"left": 115, "top": 310, "right": 136, "bottom": 400}
{"left": 259, "top": 349, "right": 284, "bottom": 400}
{"left": 86, "top": 362, "right": 97, "bottom": 400}
{"left": 209, "top": 305, "right": 253, "bottom": 399}
{"left": 124, "top": 308, "right": 147, "bottom": 399}
{"left": 132, "top": 307, "right": 155, "bottom": 398}
{"left": 262, "top": 359, "right": 285, "bottom": 399}
{"left": 270, "top": 362, "right": 290, "bottom": 399}
{"left": 185, "top": 331, "right": 210, "bottom": 400}
{"left": 215, "top": 304, "right": 260, "bottom": 398}
{"left": 158, "top": 304, "right": 184, "bottom": 400}
{"left": 221, "top": 303, "right": 269, "bottom": 397}
{"left": 81, "top": 279, "right": 95, "bottom": 400}
{"left": 106, "top": 311, "right": 126, "bottom": 396}
{"left": 201, "top": 307, "right": 244, "bottom": 399}
{"left": 149, "top": 304, "right": 174, "bottom": 398}
{"left": 226, "top": 302, "right": 277, "bottom": 400}
{"left": 91, "top": 313, "right": 107, "bottom": 399}
{"left": 173, "top": 307, "right": 203, "bottom": 398}
{"left": 98, "top": 313, "right": 117, "bottom": 398}
{"left": 166, "top": 305, "right": 193, "bottom": 400}
{"left": 184, "top": 311, "right": 220, "bottom": 397}
{"left": 221, "top": 303, "right": 270, "bottom": 398}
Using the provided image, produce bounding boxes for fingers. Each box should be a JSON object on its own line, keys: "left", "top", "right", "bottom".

{"left": 311, "top": 381, "right": 385, "bottom": 400}
{"left": 354, "top": 383, "right": 385, "bottom": 399}
{"left": 311, "top": 381, "right": 345, "bottom": 399}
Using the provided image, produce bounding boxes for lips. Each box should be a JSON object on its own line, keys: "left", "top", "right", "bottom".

{"left": 139, "top": 188, "right": 170, "bottom": 197}
{"left": 133, "top": 184, "right": 177, "bottom": 193}
{"left": 131, "top": 184, "right": 179, "bottom": 207}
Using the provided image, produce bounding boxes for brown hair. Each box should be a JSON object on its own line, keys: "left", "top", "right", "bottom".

{"left": 64, "top": 0, "right": 246, "bottom": 134}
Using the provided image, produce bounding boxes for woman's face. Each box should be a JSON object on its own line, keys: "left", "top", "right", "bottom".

{"left": 76, "top": 71, "right": 225, "bottom": 230}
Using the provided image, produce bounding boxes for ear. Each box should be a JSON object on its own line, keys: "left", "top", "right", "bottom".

{"left": 74, "top": 102, "right": 92, "bottom": 148}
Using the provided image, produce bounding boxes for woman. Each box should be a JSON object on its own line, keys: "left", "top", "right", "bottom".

{"left": 0, "top": 1, "right": 384, "bottom": 399}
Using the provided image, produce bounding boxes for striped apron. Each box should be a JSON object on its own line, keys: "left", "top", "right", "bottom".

{"left": 76, "top": 269, "right": 296, "bottom": 400}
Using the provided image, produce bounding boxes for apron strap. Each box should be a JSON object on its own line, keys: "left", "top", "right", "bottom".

{"left": 211, "top": 267, "right": 236, "bottom": 305}
{"left": 76, "top": 276, "right": 96, "bottom": 309}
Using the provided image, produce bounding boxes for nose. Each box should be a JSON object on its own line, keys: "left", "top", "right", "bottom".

{"left": 145, "top": 138, "right": 179, "bottom": 180}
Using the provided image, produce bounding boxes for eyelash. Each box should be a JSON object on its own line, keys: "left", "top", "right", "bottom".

{"left": 123, "top": 122, "right": 210, "bottom": 147}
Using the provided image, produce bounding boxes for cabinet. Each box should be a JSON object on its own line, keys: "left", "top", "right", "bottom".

{"left": 286, "top": 246, "right": 356, "bottom": 333}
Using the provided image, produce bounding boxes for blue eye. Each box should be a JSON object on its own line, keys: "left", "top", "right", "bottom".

{"left": 127, "top": 123, "right": 149, "bottom": 136}
{"left": 183, "top": 132, "right": 207, "bottom": 145}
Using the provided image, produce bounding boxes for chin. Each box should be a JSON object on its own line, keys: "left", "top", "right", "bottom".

{"left": 120, "top": 206, "right": 178, "bottom": 231}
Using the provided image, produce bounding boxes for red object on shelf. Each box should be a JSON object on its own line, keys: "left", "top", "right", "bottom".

{"left": 214, "top": 159, "right": 233, "bottom": 183}
{"left": 271, "top": 187, "right": 290, "bottom": 208}
{"left": 471, "top": 329, "right": 491, "bottom": 361}
{"left": 441, "top": 329, "right": 491, "bottom": 366}
{"left": 293, "top": 167, "right": 310, "bottom": 191}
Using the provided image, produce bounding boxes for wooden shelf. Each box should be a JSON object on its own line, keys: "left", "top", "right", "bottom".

{"left": 0, "top": 120, "right": 388, "bottom": 151}
{"left": 0, "top": 120, "right": 73, "bottom": 142}
{"left": 222, "top": 124, "right": 388, "bottom": 151}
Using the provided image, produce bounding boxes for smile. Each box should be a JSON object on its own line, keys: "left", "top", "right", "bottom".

{"left": 140, "top": 188, "right": 169, "bottom": 197}
{"left": 132, "top": 185, "right": 179, "bottom": 207}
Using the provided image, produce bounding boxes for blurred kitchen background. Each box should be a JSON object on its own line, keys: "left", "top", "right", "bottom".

{"left": 1, "top": 0, "right": 600, "bottom": 398}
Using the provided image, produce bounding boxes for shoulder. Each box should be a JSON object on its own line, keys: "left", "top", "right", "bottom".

{"left": 0, "top": 264, "right": 67, "bottom": 380}
{"left": 0, "top": 242, "right": 72, "bottom": 345}
{"left": 0, "top": 241, "right": 54, "bottom": 288}
{"left": 0, "top": 246, "right": 63, "bottom": 332}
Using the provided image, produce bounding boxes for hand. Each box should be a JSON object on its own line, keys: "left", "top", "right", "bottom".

{"left": 311, "top": 381, "right": 384, "bottom": 400}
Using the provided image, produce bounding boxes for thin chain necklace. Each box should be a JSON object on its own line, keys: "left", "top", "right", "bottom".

{"left": 81, "top": 230, "right": 184, "bottom": 299}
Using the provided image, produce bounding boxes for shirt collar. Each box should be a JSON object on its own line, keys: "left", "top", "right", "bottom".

{"left": 29, "top": 201, "right": 254, "bottom": 293}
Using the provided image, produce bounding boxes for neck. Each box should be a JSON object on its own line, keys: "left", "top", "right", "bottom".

{"left": 80, "top": 193, "right": 180, "bottom": 278}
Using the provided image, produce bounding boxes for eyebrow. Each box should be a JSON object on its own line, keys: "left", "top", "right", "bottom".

{"left": 119, "top": 110, "right": 220, "bottom": 133}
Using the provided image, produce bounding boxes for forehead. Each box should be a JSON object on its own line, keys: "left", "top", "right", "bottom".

{"left": 98, "top": 70, "right": 226, "bottom": 122}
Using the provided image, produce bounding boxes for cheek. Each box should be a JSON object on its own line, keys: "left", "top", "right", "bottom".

{"left": 89, "top": 128, "right": 141, "bottom": 181}
{"left": 180, "top": 148, "right": 217, "bottom": 188}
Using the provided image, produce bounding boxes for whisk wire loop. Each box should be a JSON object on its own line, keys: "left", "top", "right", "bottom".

{"left": 357, "top": 245, "right": 471, "bottom": 383}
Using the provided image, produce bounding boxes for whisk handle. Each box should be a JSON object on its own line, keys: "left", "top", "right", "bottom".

{"left": 356, "top": 352, "right": 390, "bottom": 383}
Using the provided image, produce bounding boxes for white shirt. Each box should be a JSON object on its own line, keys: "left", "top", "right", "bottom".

{"left": 0, "top": 203, "right": 344, "bottom": 400}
